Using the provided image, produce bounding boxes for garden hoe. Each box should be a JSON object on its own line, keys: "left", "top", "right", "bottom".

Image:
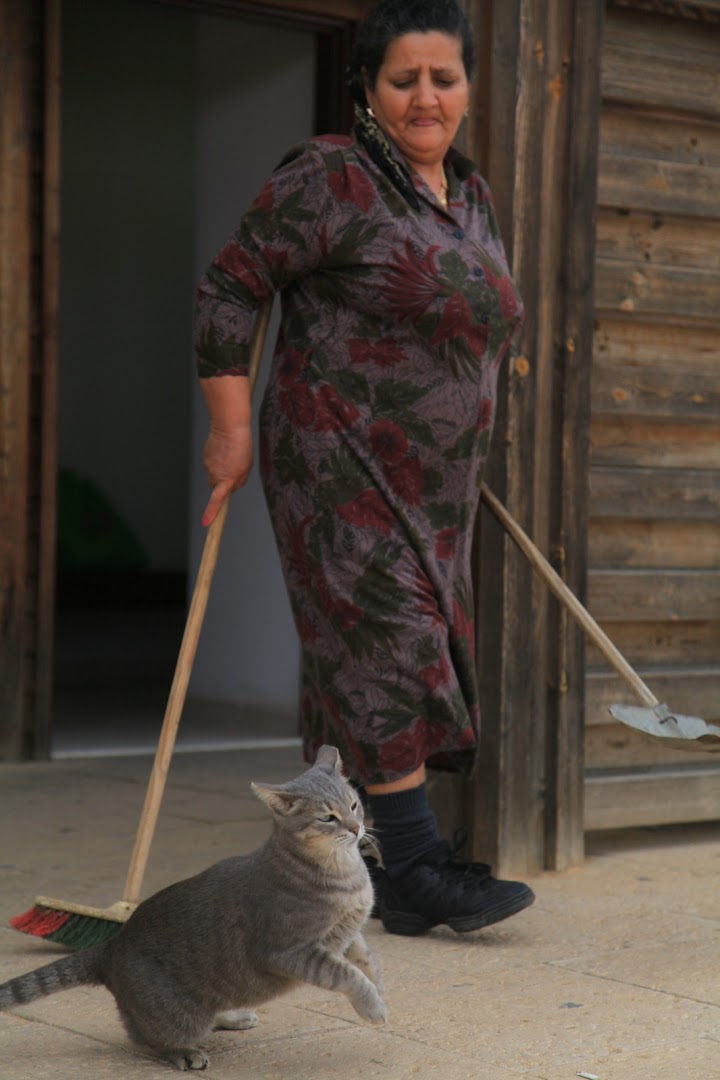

{"left": 479, "top": 484, "right": 720, "bottom": 752}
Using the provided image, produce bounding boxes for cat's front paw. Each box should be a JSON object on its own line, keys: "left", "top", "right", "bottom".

{"left": 352, "top": 987, "right": 387, "bottom": 1026}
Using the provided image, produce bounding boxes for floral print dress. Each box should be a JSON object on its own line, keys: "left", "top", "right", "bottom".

{"left": 195, "top": 131, "right": 523, "bottom": 785}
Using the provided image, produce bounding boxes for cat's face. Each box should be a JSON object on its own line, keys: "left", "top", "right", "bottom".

{"left": 294, "top": 784, "right": 366, "bottom": 854}
{"left": 252, "top": 746, "right": 366, "bottom": 856}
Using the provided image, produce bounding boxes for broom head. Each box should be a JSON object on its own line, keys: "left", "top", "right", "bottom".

{"left": 10, "top": 896, "right": 136, "bottom": 950}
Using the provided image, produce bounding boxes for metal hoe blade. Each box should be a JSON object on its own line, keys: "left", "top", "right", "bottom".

{"left": 608, "top": 703, "right": 720, "bottom": 753}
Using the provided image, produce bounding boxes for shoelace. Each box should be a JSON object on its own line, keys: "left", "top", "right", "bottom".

{"left": 413, "top": 840, "right": 495, "bottom": 901}
{"left": 433, "top": 829, "right": 493, "bottom": 875}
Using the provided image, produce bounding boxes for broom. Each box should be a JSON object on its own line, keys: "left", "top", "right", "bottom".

{"left": 10, "top": 300, "right": 273, "bottom": 949}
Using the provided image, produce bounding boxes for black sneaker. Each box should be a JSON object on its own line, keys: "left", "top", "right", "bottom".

{"left": 367, "top": 841, "right": 535, "bottom": 936}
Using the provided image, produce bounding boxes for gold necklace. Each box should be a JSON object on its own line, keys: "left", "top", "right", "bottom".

{"left": 438, "top": 171, "right": 449, "bottom": 208}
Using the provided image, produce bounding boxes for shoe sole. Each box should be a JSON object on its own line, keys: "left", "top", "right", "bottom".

{"left": 380, "top": 886, "right": 536, "bottom": 937}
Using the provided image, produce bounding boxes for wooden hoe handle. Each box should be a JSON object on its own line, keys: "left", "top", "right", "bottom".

{"left": 479, "top": 482, "right": 659, "bottom": 709}
{"left": 123, "top": 300, "right": 273, "bottom": 906}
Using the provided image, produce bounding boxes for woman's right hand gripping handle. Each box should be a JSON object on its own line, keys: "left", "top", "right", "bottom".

{"left": 199, "top": 375, "right": 254, "bottom": 527}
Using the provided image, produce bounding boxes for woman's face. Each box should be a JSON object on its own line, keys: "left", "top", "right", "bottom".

{"left": 365, "top": 31, "right": 470, "bottom": 169}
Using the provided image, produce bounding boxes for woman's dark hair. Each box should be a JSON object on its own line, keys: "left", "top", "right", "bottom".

{"left": 347, "top": 0, "right": 474, "bottom": 107}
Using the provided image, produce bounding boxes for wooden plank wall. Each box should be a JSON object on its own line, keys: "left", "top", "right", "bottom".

{"left": 586, "top": 4, "right": 720, "bottom": 828}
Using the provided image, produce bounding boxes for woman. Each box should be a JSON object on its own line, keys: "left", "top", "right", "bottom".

{"left": 195, "top": 0, "right": 534, "bottom": 936}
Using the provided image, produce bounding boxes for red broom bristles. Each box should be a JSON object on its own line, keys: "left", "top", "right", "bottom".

{"left": 9, "top": 904, "right": 125, "bottom": 949}
{"left": 10, "top": 905, "right": 71, "bottom": 937}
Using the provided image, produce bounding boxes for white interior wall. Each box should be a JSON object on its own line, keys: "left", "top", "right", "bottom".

{"left": 187, "top": 17, "right": 314, "bottom": 715}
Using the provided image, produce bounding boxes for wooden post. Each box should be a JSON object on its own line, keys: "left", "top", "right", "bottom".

{"left": 465, "top": 0, "right": 603, "bottom": 875}
{"left": 469, "top": 0, "right": 547, "bottom": 879}
{"left": 0, "top": 0, "right": 33, "bottom": 760}
{"left": 0, "top": 0, "right": 60, "bottom": 761}
{"left": 544, "top": 0, "right": 604, "bottom": 871}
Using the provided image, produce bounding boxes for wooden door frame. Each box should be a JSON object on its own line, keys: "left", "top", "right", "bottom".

{"left": 0, "top": 0, "right": 60, "bottom": 761}
{"left": 0, "top": 0, "right": 32, "bottom": 760}
{"left": 150, "top": 0, "right": 368, "bottom": 22}
{"left": 37, "top": 0, "right": 62, "bottom": 761}
{"left": 148, "top": 0, "right": 368, "bottom": 130}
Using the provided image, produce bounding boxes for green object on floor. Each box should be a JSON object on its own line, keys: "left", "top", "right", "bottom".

{"left": 57, "top": 468, "right": 148, "bottom": 572}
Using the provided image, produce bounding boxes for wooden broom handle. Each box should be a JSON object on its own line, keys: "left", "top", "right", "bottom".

{"left": 123, "top": 300, "right": 273, "bottom": 906}
{"left": 479, "top": 482, "right": 659, "bottom": 709}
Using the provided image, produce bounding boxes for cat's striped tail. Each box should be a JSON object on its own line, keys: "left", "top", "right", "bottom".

{"left": 0, "top": 944, "right": 104, "bottom": 1008}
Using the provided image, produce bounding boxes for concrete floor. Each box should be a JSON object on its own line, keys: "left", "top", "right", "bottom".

{"left": 1, "top": 745, "right": 719, "bottom": 1079}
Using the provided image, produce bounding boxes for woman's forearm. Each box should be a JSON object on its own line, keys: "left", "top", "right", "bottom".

{"left": 199, "top": 374, "right": 252, "bottom": 432}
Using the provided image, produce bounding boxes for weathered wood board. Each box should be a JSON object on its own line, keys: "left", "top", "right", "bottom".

{"left": 602, "top": 8, "right": 720, "bottom": 118}
{"left": 589, "top": 520, "right": 720, "bottom": 569}
{"left": 585, "top": 619, "right": 720, "bottom": 666}
{"left": 587, "top": 4, "right": 720, "bottom": 828}
{"left": 589, "top": 469, "right": 720, "bottom": 520}
{"left": 586, "top": 722, "right": 720, "bottom": 769}
{"left": 586, "top": 765, "right": 720, "bottom": 830}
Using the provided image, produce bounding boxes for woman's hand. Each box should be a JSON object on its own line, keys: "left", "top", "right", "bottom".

{"left": 199, "top": 375, "right": 254, "bottom": 527}
{"left": 201, "top": 423, "right": 253, "bottom": 526}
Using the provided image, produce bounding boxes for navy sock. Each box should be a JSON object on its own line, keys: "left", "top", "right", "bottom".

{"left": 367, "top": 783, "right": 440, "bottom": 878}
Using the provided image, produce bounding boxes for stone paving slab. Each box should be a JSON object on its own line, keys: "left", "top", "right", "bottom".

{"left": 554, "top": 938, "right": 720, "bottom": 1005}
{"left": 309, "top": 952, "right": 720, "bottom": 1075}
{"left": 366, "top": 900, "right": 720, "bottom": 980}
{"left": 206, "top": 1024, "right": 523, "bottom": 1080}
{"left": 0, "top": 1011, "right": 141, "bottom": 1079}
{"left": 1, "top": 751, "right": 720, "bottom": 1080}
{"left": 3, "top": 984, "right": 355, "bottom": 1055}
{"left": 534, "top": 1036, "right": 720, "bottom": 1080}
{"left": 585, "top": 825, "right": 720, "bottom": 924}
{"left": 0, "top": 751, "right": 293, "bottom": 914}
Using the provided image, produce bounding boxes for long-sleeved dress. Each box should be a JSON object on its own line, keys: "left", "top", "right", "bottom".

{"left": 195, "top": 130, "right": 523, "bottom": 785}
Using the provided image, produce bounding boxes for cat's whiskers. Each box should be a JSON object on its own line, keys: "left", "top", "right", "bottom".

{"left": 359, "top": 832, "right": 382, "bottom": 861}
{"left": 335, "top": 833, "right": 358, "bottom": 857}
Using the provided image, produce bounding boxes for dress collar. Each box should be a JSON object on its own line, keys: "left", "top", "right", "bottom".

{"left": 353, "top": 105, "right": 461, "bottom": 219}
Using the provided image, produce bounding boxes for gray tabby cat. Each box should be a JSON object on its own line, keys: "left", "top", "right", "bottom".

{"left": 0, "top": 746, "right": 385, "bottom": 1070}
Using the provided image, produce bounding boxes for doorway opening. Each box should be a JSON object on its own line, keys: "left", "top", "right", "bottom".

{"left": 53, "top": 0, "right": 332, "bottom": 757}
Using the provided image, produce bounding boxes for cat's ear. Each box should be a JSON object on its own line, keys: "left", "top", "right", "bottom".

{"left": 251, "top": 782, "right": 300, "bottom": 816}
{"left": 315, "top": 744, "right": 343, "bottom": 775}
